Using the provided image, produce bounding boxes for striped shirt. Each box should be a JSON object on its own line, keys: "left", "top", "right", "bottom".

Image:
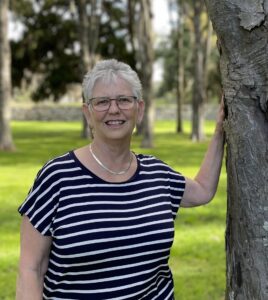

{"left": 19, "top": 151, "right": 185, "bottom": 300}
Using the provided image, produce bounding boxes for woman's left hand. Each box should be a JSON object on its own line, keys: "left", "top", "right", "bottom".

{"left": 215, "top": 94, "right": 225, "bottom": 134}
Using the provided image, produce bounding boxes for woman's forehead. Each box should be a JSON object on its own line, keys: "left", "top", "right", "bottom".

{"left": 93, "top": 77, "right": 132, "bottom": 95}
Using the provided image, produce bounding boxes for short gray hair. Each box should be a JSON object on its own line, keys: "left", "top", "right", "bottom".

{"left": 82, "top": 59, "right": 143, "bottom": 103}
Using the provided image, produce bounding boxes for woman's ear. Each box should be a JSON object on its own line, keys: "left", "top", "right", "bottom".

{"left": 136, "top": 100, "right": 145, "bottom": 125}
{"left": 82, "top": 103, "right": 93, "bottom": 128}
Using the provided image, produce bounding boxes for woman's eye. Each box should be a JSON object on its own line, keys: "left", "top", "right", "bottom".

{"left": 97, "top": 99, "right": 109, "bottom": 106}
{"left": 119, "top": 97, "right": 131, "bottom": 103}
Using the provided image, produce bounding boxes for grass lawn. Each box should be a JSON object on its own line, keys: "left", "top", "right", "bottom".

{"left": 0, "top": 120, "right": 226, "bottom": 300}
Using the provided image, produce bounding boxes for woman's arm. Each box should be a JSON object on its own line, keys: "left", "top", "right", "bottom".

{"left": 181, "top": 99, "right": 225, "bottom": 208}
{"left": 16, "top": 216, "right": 52, "bottom": 300}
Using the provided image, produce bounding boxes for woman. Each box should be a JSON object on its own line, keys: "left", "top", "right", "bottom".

{"left": 16, "top": 59, "right": 225, "bottom": 300}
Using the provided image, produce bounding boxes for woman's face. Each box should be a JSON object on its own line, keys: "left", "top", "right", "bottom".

{"left": 83, "top": 77, "right": 144, "bottom": 144}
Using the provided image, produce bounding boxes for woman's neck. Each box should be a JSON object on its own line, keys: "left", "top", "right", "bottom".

{"left": 90, "top": 139, "right": 132, "bottom": 169}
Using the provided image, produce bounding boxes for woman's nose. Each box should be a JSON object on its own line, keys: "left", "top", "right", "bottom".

{"left": 108, "top": 99, "right": 120, "bottom": 113}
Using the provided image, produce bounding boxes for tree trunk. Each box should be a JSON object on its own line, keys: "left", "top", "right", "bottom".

{"left": 127, "top": 0, "right": 136, "bottom": 55}
{"left": 203, "top": 19, "right": 213, "bottom": 100}
{"left": 205, "top": 1, "right": 268, "bottom": 299}
{"left": 127, "top": 0, "right": 143, "bottom": 136}
{"left": 75, "top": 0, "right": 100, "bottom": 139}
{"left": 0, "top": 0, "right": 15, "bottom": 151}
{"left": 136, "top": 0, "right": 154, "bottom": 148}
{"left": 191, "top": 0, "right": 205, "bottom": 141}
{"left": 175, "top": 0, "right": 185, "bottom": 134}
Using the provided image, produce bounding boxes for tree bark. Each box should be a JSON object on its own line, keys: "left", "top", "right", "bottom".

{"left": 136, "top": 0, "right": 154, "bottom": 148}
{"left": 75, "top": 0, "right": 100, "bottom": 139}
{"left": 205, "top": 1, "right": 268, "bottom": 299}
{"left": 191, "top": 0, "right": 206, "bottom": 141}
{"left": 0, "top": 0, "right": 15, "bottom": 151}
{"left": 175, "top": 0, "right": 185, "bottom": 133}
{"left": 203, "top": 19, "right": 213, "bottom": 100}
{"left": 127, "top": 0, "right": 143, "bottom": 136}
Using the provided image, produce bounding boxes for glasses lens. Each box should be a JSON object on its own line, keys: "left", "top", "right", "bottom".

{"left": 92, "top": 97, "right": 110, "bottom": 111}
{"left": 117, "top": 96, "right": 135, "bottom": 109}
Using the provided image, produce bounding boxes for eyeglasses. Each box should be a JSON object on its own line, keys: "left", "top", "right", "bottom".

{"left": 88, "top": 95, "right": 138, "bottom": 112}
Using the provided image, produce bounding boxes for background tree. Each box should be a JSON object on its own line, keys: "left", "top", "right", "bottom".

{"left": 0, "top": 0, "right": 15, "bottom": 150}
{"left": 11, "top": 0, "right": 80, "bottom": 101}
{"left": 191, "top": 0, "right": 206, "bottom": 141}
{"left": 158, "top": 1, "right": 219, "bottom": 139}
{"left": 174, "top": 0, "right": 186, "bottom": 133}
{"left": 203, "top": 19, "right": 213, "bottom": 100}
{"left": 128, "top": 0, "right": 154, "bottom": 147}
{"left": 74, "top": 0, "right": 101, "bottom": 138}
{"left": 205, "top": 1, "right": 268, "bottom": 299}
{"left": 10, "top": 0, "right": 137, "bottom": 102}
{"left": 137, "top": 0, "right": 154, "bottom": 148}
{"left": 167, "top": 0, "right": 186, "bottom": 134}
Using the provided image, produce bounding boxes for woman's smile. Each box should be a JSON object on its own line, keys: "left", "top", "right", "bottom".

{"left": 104, "top": 119, "right": 126, "bottom": 128}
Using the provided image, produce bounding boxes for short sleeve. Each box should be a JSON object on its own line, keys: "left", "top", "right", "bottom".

{"left": 18, "top": 163, "right": 60, "bottom": 236}
{"left": 168, "top": 170, "right": 185, "bottom": 219}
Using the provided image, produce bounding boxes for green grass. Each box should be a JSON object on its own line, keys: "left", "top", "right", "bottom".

{"left": 0, "top": 120, "right": 226, "bottom": 300}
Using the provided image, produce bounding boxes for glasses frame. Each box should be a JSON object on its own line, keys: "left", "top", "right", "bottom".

{"left": 87, "top": 95, "right": 138, "bottom": 112}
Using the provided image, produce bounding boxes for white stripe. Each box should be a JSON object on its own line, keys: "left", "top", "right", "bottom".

{"left": 57, "top": 193, "right": 171, "bottom": 212}
{"left": 170, "top": 186, "right": 184, "bottom": 192}
{"left": 51, "top": 238, "right": 173, "bottom": 259}
{"left": 27, "top": 167, "right": 81, "bottom": 199}
{"left": 104, "top": 276, "right": 169, "bottom": 300}
{"left": 48, "top": 254, "right": 169, "bottom": 277}
{"left": 26, "top": 175, "right": 92, "bottom": 216}
{"left": 57, "top": 219, "right": 172, "bottom": 239}
{"left": 55, "top": 210, "right": 170, "bottom": 231}
{"left": 139, "top": 170, "right": 171, "bottom": 175}
{"left": 146, "top": 276, "right": 173, "bottom": 300}
{"left": 50, "top": 247, "right": 171, "bottom": 268}
{"left": 43, "top": 277, "right": 171, "bottom": 300}
{"left": 39, "top": 159, "right": 74, "bottom": 178}
{"left": 38, "top": 203, "right": 58, "bottom": 234}
{"left": 60, "top": 176, "right": 183, "bottom": 190}
{"left": 59, "top": 185, "right": 170, "bottom": 202}
{"left": 170, "top": 194, "right": 182, "bottom": 199}
{"left": 45, "top": 263, "right": 169, "bottom": 285}
{"left": 53, "top": 228, "right": 173, "bottom": 249}
{"left": 139, "top": 170, "right": 184, "bottom": 179}
{"left": 138, "top": 156, "right": 155, "bottom": 161}
{"left": 19, "top": 173, "right": 88, "bottom": 213}
{"left": 43, "top": 271, "right": 171, "bottom": 295}
{"left": 29, "top": 172, "right": 99, "bottom": 220}
{"left": 164, "top": 287, "right": 174, "bottom": 300}
{"left": 41, "top": 152, "right": 70, "bottom": 170}
{"left": 54, "top": 201, "right": 170, "bottom": 223}
{"left": 140, "top": 162, "right": 169, "bottom": 168}
{"left": 30, "top": 191, "right": 60, "bottom": 222}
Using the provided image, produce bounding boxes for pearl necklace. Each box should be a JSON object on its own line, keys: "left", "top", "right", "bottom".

{"left": 89, "top": 144, "right": 133, "bottom": 175}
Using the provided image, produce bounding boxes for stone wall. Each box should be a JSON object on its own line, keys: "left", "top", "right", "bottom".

{"left": 12, "top": 104, "right": 83, "bottom": 121}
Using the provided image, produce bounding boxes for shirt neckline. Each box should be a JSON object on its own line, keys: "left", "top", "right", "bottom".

{"left": 69, "top": 150, "right": 141, "bottom": 184}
